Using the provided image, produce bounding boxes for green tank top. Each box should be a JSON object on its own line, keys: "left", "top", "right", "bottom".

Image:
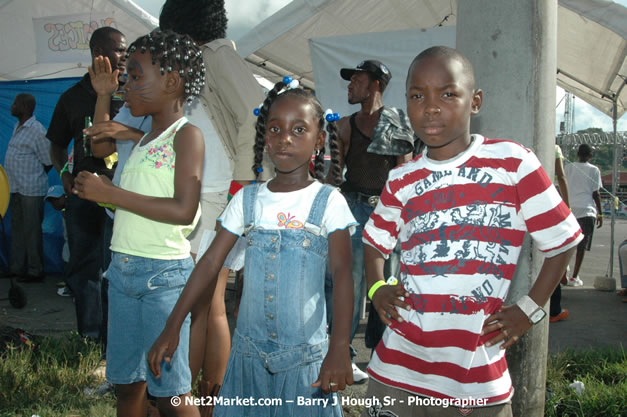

{"left": 110, "top": 117, "right": 200, "bottom": 259}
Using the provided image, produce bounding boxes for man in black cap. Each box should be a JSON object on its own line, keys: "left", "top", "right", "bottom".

{"left": 325, "top": 59, "right": 417, "bottom": 383}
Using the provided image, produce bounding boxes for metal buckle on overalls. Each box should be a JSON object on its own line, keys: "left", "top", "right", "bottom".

{"left": 367, "top": 195, "right": 380, "bottom": 208}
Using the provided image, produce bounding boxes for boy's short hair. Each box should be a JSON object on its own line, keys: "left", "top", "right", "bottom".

{"left": 409, "top": 46, "right": 476, "bottom": 88}
{"left": 578, "top": 144, "right": 593, "bottom": 158}
{"left": 89, "top": 26, "right": 123, "bottom": 52}
{"left": 15, "top": 93, "right": 36, "bottom": 114}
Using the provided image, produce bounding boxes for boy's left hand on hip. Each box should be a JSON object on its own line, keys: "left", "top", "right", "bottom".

{"left": 481, "top": 305, "right": 532, "bottom": 349}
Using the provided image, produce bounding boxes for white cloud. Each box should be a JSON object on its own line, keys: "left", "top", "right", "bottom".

{"left": 227, "top": 0, "right": 292, "bottom": 40}
{"left": 556, "top": 87, "right": 627, "bottom": 134}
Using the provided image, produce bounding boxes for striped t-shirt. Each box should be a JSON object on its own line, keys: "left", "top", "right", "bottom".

{"left": 363, "top": 135, "right": 582, "bottom": 405}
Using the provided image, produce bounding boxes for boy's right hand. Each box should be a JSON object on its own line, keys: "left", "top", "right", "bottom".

{"left": 371, "top": 284, "right": 411, "bottom": 326}
{"left": 88, "top": 56, "right": 119, "bottom": 97}
{"left": 147, "top": 328, "right": 180, "bottom": 379}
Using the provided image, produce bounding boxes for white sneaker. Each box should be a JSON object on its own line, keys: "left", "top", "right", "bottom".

{"left": 566, "top": 276, "right": 583, "bottom": 287}
{"left": 352, "top": 362, "right": 369, "bottom": 384}
{"left": 57, "top": 286, "right": 72, "bottom": 297}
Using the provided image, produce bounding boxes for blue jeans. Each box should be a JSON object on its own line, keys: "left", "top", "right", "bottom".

{"left": 106, "top": 252, "right": 193, "bottom": 397}
{"left": 325, "top": 196, "right": 400, "bottom": 358}
{"left": 65, "top": 194, "right": 106, "bottom": 340}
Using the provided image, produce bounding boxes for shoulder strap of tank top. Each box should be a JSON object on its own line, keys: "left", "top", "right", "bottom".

{"left": 243, "top": 183, "right": 261, "bottom": 233}
{"left": 303, "top": 184, "right": 334, "bottom": 235}
{"left": 349, "top": 112, "right": 369, "bottom": 140}
{"left": 164, "top": 116, "right": 188, "bottom": 139}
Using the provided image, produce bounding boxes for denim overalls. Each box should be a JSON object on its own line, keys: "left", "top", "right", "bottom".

{"left": 216, "top": 183, "right": 343, "bottom": 417}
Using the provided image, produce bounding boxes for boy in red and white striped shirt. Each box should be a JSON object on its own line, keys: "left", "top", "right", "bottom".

{"left": 361, "top": 46, "right": 582, "bottom": 417}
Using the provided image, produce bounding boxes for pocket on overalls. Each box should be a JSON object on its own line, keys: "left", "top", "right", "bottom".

{"left": 264, "top": 343, "right": 325, "bottom": 374}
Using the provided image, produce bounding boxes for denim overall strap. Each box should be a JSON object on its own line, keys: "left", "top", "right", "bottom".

{"left": 242, "top": 183, "right": 261, "bottom": 233}
{"left": 303, "top": 184, "right": 334, "bottom": 235}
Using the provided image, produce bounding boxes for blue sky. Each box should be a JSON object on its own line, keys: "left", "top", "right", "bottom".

{"left": 134, "top": 0, "right": 626, "bottom": 133}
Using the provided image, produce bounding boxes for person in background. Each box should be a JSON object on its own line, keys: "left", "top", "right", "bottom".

{"left": 4, "top": 93, "right": 52, "bottom": 283}
{"left": 47, "top": 26, "right": 127, "bottom": 342}
{"left": 326, "top": 59, "right": 415, "bottom": 383}
{"left": 43, "top": 185, "right": 71, "bottom": 297}
{"left": 549, "top": 144, "right": 571, "bottom": 322}
{"left": 619, "top": 239, "right": 627, "bottom": 303}
{"left": 564, "top": 144, "right": 603, "bottom": 287}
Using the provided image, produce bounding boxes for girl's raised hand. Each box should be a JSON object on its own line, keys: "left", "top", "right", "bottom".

{"left": 148, "top": 328, "right": 180, "bottom": 379}
{"left": 72, "top": 171, "right": 114, "bottom": 203}
{"left": 311, "top": 345, "right": 353, "bottom": 394}
{"left": 88, "top": 56, "right": 119, "bottom": 97}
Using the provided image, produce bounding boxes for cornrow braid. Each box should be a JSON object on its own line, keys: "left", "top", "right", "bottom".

{"left": 125, "top": 29, "right": 205, "bottom": 102}
{"left": 325, "top": 121, "right": 342, "bottom": 185}
{"left": 253, "top": 81, "right": 286, "bottom": 181}
{"left": 313, "top": 141, "right": 326, "bottom": 181}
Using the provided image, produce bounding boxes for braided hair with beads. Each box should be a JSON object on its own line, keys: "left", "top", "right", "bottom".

{"left": 252, "top": 78, "right": 342, "bottom": 185}
{"left": 125, "top": 29, "right": 205, "bottom": 102}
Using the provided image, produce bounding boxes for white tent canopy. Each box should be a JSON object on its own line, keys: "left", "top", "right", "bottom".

{"left": 236, "top": 0, "right": 627, "bottom": 118}
{"left": 0, "top": 0, "right": 158, "bottom": 81}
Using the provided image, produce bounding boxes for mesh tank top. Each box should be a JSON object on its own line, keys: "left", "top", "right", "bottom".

{"left": 342, "top": 113, "right": 397, "bottom": 195}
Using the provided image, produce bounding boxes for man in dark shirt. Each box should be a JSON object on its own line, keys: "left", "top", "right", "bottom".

{"left": 47, "top": 26, "right": 127, "bottom": 342}
{"left": 325, "top": 60, "right": 415, "bottom": 382}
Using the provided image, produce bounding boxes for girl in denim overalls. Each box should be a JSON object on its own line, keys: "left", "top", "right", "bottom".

{"left": 150, "top": 80, "right": 357, "bottom": 416}
{"left": 73, "top": 30, "right": 206, "bottom": 416}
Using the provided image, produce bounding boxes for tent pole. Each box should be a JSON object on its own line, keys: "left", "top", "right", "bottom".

{"left": 556, "top": 68, "right": 614, "bottom": 100}
{"left": 609, "top": 79, "right": 626, "bottom": 280}
{"left": 609, "top": 99, "right": 617, "bottom": 279}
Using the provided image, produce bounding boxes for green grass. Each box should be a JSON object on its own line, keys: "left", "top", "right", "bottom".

{"left": 545, "top": 346, "right": 626, "bottom": 417}
{"left": 0, "top": 331, "right": 115, "bottom": 417}
{"left": 0, "top": 333, "right": 624, "bottom": 417}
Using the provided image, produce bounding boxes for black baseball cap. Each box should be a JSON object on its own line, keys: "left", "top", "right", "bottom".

{"left": 340, "top": 60, "right": 392, "bottom": 89}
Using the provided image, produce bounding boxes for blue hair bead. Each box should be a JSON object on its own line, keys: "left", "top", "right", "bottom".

{"left": 253, "top": 108, "right": 260, "bottom": 116}
{"left": 333, "top": 113, "right": 340, "bottom": 121}
{"left": 256, "top": 167, "right": 263, "bottom": 173}
{"left": 283, "top": 75, "right": 293, "bottom": 85}
{"left": 325, "top": 113, "right": 334, "bottom": 122}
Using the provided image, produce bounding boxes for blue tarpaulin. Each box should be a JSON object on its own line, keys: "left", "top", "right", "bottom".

{"left": 0, "top": 77, "right": 81, "bottom": 275}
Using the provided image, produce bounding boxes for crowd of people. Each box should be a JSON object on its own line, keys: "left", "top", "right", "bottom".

{"left": 4, "top": 0, "right": 626, "bottom": 416}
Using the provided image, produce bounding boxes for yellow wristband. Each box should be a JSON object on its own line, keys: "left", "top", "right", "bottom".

{"left": 368, "top": 280, "right": 387, "bottom": 300}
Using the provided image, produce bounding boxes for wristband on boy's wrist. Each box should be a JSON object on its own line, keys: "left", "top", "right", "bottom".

{"left": 368, "top": 280, "right": 387, "bottom": 300}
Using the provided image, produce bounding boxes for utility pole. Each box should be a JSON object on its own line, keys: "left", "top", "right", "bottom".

{"left": 456, "top": 1, "right": 557, "bottom": 416}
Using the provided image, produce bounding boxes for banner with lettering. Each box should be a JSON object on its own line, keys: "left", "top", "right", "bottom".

{"left": 33, "top": 14, "right": 118, "bottom": 63}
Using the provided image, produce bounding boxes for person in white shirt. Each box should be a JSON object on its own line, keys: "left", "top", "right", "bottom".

{"left": 564, "top": 144, "right": 603, "bottom": 286}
